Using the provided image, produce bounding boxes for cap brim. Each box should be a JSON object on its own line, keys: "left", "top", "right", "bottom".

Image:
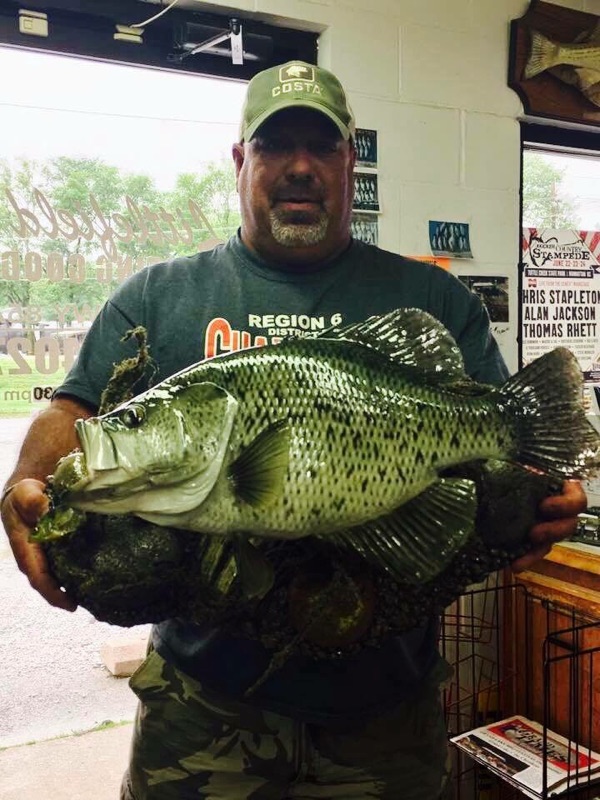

{"left": 243, "top": 99, "right": 352, "bottom": 142}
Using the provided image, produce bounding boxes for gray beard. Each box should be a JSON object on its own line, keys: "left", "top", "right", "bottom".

{"left": 269, "top": 209, "right": 328, "bottom": 248}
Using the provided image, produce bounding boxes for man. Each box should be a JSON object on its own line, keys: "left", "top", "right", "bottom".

{"left": 2, "top": 61, "right": 587, "bottom": 799}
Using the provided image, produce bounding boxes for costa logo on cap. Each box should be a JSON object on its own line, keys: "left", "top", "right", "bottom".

{"left": 279, "top": 64, "right": 315, "bottom": 83}
{"left": 273, "top": 63, "right": 322, "bottom": 98}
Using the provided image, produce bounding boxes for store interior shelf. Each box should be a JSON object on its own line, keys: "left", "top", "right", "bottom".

{"left": 442, "top": 573, "right": 600, "bottom": 799}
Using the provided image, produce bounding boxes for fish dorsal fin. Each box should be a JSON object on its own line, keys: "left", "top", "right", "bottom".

{"left": 230, "top": 421, "right": 291, "bottom": 508}
{"left": 328, "top": 477, "right": 476, "bottom": 583}
{"left": 317, "top": 308, "right": 466, "bottom": 383}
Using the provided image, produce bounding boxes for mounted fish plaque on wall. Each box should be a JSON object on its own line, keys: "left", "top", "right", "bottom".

{"left": 508, "top": 0, "right": 600, "bottom": 128}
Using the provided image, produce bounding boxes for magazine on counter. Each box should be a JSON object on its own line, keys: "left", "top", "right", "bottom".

{"left": 451, "top": 715, "right": 600, "bottom": 799}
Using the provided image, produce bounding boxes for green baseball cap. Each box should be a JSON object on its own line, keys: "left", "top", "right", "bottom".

{"left": 239, "top": 60, "right": 355, "bottom": 142}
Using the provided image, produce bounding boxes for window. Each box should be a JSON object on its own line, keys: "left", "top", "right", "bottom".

{"left": 520, "top": 125, "right": 600, "bottom": 510}
{"left": 0, "top": 46, "right": 248, "bottom": 417}
{"left": 0, "top": 16, "right": 312, "bottom": 745}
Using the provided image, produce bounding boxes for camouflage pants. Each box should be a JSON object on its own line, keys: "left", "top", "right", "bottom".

{"left": 120, "top": 649, "right": 451, "bottom": 800}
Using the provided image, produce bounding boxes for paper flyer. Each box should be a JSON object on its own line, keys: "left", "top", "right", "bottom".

{"left": 452, "top": 715, "right": 600, "bottom": 799}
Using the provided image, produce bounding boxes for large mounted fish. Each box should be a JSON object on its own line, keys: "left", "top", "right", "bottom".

{"left": 35, "top": 308, "right": 600, "bottom": 603}
{"left": 524, "top": 23, "right": 600, "bottom": 107}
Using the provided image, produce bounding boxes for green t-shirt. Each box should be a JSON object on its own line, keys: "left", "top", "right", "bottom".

{"left": 57, "top": 234, "right": 508, "bottom": 724}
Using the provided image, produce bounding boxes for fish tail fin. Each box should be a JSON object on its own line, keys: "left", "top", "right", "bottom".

{"left": 502, "top": 348, "right": 600, "bottom": 479}
{"left": 524, "top": 30, "right": 559, "bottom": 79}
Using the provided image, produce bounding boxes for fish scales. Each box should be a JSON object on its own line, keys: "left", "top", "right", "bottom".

{"left": 40, "top": 308, "right": 600, "bottom": 589}
{"left": 77, "top": 337, "right": 516, "bottom": 537}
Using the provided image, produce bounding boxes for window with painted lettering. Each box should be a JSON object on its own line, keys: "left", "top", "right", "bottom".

{"left": 0, "top": 46, "right": 245, "bottom": 418}
{"left": 0, "top": 45, "right": 245, "bottom": 752}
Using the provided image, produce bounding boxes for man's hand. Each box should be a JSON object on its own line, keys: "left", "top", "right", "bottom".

{"left": 511, "top": 480, "right": 588, "bottom": 573}
{"left": 2, "top": 478, "right": 77, "bottom": 611}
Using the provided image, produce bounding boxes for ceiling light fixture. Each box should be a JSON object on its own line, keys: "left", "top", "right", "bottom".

{"left": 175, "top": 18, "right": 244, "bottom": 65}
{"left": 18, "top": 8, "right": 48, "bottom": 37}
{"left": 114, "top": 24, "right": 144, "bottom": 44}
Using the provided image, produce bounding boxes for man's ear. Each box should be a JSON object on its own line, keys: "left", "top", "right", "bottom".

{"left": 232, "top": 143, "right": 245, "bottom": 178}
{"left": 348, "top": 140, "right": 357, "bottom": 171}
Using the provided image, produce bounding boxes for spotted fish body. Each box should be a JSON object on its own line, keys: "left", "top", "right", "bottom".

{"left": 141, "top": 342, "right": 510, "bottom": 535}
{"left": 50, "top": 309, "right": 600, "bottom": 587}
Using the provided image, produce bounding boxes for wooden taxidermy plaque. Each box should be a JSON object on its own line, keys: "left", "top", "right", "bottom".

{"left": 509, "top": 0, "right": 600, "bottom": 128}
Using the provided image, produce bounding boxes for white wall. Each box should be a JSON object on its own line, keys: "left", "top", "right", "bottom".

{"left": 201, "top": 0, "right": 599, "bottom": 372}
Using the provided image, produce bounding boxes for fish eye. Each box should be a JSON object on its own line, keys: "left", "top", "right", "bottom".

{"left": 120, "top": 405, "right": 145, "bottom": 428}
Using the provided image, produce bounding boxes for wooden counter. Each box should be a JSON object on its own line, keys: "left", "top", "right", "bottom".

{"left": 515, "top": 541, "right": 600, "bottom": 620}
{"left": 506, "top": 542, "right": 600, "bottom": 751}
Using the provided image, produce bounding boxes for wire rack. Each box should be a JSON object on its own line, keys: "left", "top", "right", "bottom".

{"left": 441, "top": 573, "right": 600, "bottom": 800}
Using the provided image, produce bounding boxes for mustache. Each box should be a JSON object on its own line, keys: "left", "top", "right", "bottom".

{"left": 272, "top": 183, "right": 325, "bottom": 204}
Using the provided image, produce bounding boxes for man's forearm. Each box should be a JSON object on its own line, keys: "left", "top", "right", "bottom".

{"left": 5, "top": 396, "right": 93, "bottom": 488}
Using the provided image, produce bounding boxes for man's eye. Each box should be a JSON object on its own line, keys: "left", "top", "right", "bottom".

{"left": 256, "top": 138, "right": 288, "bottom": 154}
{"left": 310, "top": 141, "right": 339, "bottom": 156}
{"left": 253, "top": 137, "right": 340, "bottom": 156}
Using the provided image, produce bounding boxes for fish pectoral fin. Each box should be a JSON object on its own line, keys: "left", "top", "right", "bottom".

{"left": 230, "top": 421, "right": 290, "bottom": 508}
{"left": 330, "top": 478, "right": 477, "bottom": 583}
{"left": 233, "top": 536, "right": 274, "bottom": 599}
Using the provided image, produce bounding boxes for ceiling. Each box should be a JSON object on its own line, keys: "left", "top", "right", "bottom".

{"left": 0, "top": 1, "right": 318, "bottom": 80}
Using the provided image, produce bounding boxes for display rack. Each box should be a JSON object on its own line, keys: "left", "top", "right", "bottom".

{"left": 441, "top": 574, "right": 600, "bottom": 799}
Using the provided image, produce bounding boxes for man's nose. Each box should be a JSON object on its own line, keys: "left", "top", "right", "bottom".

{"left": 285, "top": 147, "right": 316, "bottom": 179}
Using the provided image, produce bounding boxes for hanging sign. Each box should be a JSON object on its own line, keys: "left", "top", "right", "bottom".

{"left": 521, "top": 227, "right": 600, "bottom": 389}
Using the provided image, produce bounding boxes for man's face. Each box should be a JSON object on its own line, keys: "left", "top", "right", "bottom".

{"left": 232, "top": 107, "right": 356, "bottom": 267}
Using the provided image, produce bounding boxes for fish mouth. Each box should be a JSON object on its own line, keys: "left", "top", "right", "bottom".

{"left": 51, "top": 450, "right": 91, "bottom": 495}
{"left": 71, "top": 417, "right": 145, "bottom": 499}
{"left": 76, "top": 418, "right": 119, "bottom": 473}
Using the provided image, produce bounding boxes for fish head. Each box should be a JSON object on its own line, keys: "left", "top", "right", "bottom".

{"left": 68, "top": 381, "right": 238, "bottom": 515}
